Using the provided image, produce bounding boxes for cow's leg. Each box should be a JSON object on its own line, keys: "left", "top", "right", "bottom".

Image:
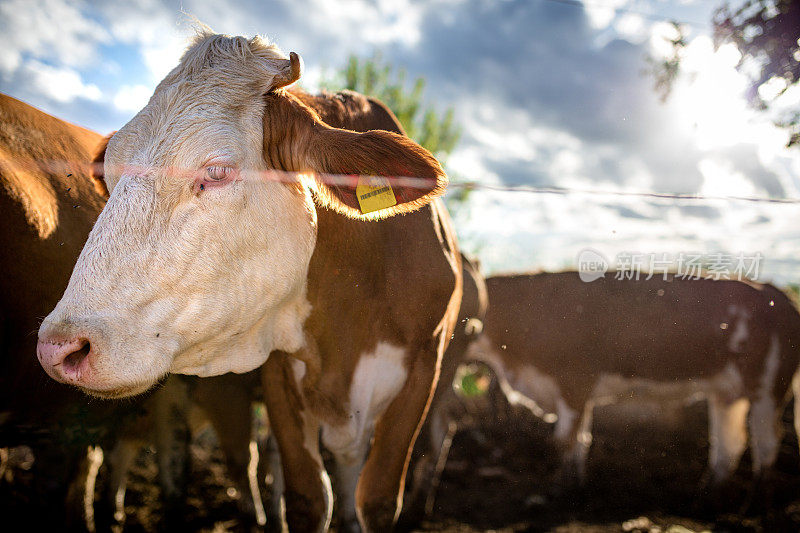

{"left": 749, "top": 335, "right": 785, "bottom": 475}
{"left": 64, "top": 445, "right": 103, "bottom": 532}
{"left": 402, "top": 388, "right": 459, "bottom": 523}
{"left": 325, "top": 432, "right": 370, "bottom": 533}
{"left": 263, "top": 354, "right": 332, "bottom": 533}
{"left": 195, "top": 377, "right": 266, "bottom": 526}
{"left": 354, "top": 347, "right": 439, "bottom": 532}
{"left": 553, "top": 399, "right": 589, "bottom": 493}
{"left": 707, "top": 394, "right": 749, "bottom": 484}
{"left": 794, "top": 373, "right": 800, "bottom": 456}
{"left": 424, "top": 416, "right": 458, "bottom": 517}
{"left": 748, "top": 392, "right": 782, "bottom": 476}
{"left": 260, "top": 432, "right": 286, "bottom": 533}
{"left": 102, "top": 439, "right": 140, "bottom": 528}
{"left": 152, "top": 378, "right": 191, "bottom": 527}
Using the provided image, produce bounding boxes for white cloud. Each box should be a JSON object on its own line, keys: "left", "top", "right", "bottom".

{"left": 585, "top": 0, "right": 628, "bottom": 30}
{"left": 113, "top": 84, "right": 152, "bottom": 112}
{"left": 93, "top": 0, "right": 189, "bottom": 82}
{"left": 22, "top": 60, "right": 101, "bottom": 102}
{"left": 698, "top": 158, "right": 758, "bottom": 198}
{"left": 303, "top": 0, "right": 426, "bottom": 47}
{"left": 0, "top": 0, "right": 110, "bottom": 76}
{"left": 613, "top": 13, "right": 648, "bottom": 43}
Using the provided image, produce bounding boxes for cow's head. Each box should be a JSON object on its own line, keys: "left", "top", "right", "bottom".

{"left": 37, "top": 32, "right": 446, "bottom": 398}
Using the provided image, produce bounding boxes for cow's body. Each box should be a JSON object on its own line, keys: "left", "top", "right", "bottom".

{"left": 0, "top": 93, "right": 105, "bottom": 424}
{"left": 37, "top": 33, "right": 461, "bottom": 532}
{"left": 0, "top": 93, "right": 117, "bottom": 526}
{"left": 466, "top": 272, "right": 800, "bottom": 486}
{"left": 261, "top": 98, "right": 461, "bottom": 532}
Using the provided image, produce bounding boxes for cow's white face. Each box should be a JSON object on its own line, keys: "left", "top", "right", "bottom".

{"left": 37, "top": 32, "right": 446, "bottom": 398}
{"left": 37, "top": 35, "right": 317, "bottom": 397}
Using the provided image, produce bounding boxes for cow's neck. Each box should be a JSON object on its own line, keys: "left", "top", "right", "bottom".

{"left": 306, "top": 206, "right": 385, "bottom": 314}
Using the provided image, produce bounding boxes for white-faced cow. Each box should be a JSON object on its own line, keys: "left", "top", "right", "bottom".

{"left": 466, "top": 272, "right": 800, "bottom": 489}
{"left": 37, "top": 32, "right": 462, "bottom": 532}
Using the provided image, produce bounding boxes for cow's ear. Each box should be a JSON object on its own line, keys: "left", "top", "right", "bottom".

{"left": 305, "top": 127, "right": 447, "bottom": 219}
{"left": 90, "top": 132, "right": 114, "bottom": 198}
{"left": 264, "top": 93, "right": 447, "bottom": 219}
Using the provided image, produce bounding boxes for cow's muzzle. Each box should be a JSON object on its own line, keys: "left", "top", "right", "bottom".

{"left": 37, "top": 335, "right": 94, "bottom": 384}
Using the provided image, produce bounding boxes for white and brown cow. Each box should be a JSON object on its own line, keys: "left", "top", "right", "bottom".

{"left": 37, "top": 32, "right": 462, "bottom": 532}
{"left": 466, "top": 272, "right": 800, "bottom": 489}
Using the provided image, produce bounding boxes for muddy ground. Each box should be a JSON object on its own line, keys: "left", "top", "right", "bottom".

{"left": 2, "top": 397, "right": 799, "bottom": 532}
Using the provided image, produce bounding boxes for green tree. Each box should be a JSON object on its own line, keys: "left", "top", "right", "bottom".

{"left": 646, "top": 22, "right": 688, "bottom": 103}
{"left": 321, "top": 53, "right": 461, "bottom": 159}
{"left": 714, "top": 0, "right": 800, "bottom": 146}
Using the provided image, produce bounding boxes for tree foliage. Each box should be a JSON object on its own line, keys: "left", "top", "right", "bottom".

{"left": 646, "top": 22, "right": 688, "bottom": 103}
{"left": 714, "top": 0, "right": 800, "bottom": 145}
{"left": 649, "top": 1, "right": 800, "bottom": 147}
{"left": 321, "top": 53, "right": 461, "bottom": 159}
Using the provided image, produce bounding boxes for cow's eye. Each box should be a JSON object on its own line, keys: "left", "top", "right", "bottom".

{"left": 206, "top": 166, "right": 233, "bottom": 181}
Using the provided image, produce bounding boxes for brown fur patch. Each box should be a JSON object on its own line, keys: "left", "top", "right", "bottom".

{"left": 0, "top": 148, "right": 58, "bottom": 238}
{"left": 263, "top": 91, "right": 447, "bottom": 219}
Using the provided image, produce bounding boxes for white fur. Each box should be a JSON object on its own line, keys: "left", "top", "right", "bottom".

{"left": 708, "top": 395, "right": 749, "bottom": 482}
{"left": 322, "top": 342, "right": 408, "bottom": 530}
{"left": 727, "top": 304, "right": 752, "bottom": 353}
{"left": 38, "top": 34, "right": 317, "bottom": 395}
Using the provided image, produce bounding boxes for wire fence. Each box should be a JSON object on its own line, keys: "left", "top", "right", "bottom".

{"left": 3, "top": 157, "right": 798, "bottom": 206}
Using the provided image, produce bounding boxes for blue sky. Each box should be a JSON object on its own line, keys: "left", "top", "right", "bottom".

{"left": 2, "top": 0, "right": 799, "bottom": 283}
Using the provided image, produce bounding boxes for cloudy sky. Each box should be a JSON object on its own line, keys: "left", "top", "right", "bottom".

{"left": 2, "top": 0, "right": 799, "bottom": 283}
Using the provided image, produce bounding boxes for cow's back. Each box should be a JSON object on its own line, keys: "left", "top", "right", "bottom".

{"left": 483, "top": 272, "right": 785, "bottom": 406}
{"left": 0, "top": 93, "right": 105, "bottom": 425}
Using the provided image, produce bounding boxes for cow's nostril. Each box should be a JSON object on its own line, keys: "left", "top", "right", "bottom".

{"left": 63, "top": 341, "right": 91, "bottom": 372}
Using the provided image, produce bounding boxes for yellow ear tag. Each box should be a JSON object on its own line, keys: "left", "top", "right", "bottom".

{"left": 355, "top": 176, "right": 397, "bottom": 214}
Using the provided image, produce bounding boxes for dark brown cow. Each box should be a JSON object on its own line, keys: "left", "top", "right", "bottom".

{"left": 466, "top": 272, "right": 800, "bottom": 487}
{"left": 0, "top": 93, "right": 105, "bottom": 418}
{"left": 0, "top": 93, "right": 117, "bottom": 526}
{"left": 37, "top": 33, "right": 462, "bottom": 532}
{"left": 0, "top": 94, "right": 278, "bottom": 530}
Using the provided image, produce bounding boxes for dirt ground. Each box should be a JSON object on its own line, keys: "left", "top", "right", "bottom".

{"left": 410, "top": 399, "right": 800, "bottom": 533}
{"left": 2, "top": 397, "right": 799, "bottom": 532}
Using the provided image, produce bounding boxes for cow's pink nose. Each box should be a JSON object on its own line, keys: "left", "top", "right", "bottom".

{"left": 37, "top": 337, "right": 92, "bottom": 382}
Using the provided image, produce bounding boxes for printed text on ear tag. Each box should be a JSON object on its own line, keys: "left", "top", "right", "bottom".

{"left": 355, "top": 176, "right": 397, "bottom": 214}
